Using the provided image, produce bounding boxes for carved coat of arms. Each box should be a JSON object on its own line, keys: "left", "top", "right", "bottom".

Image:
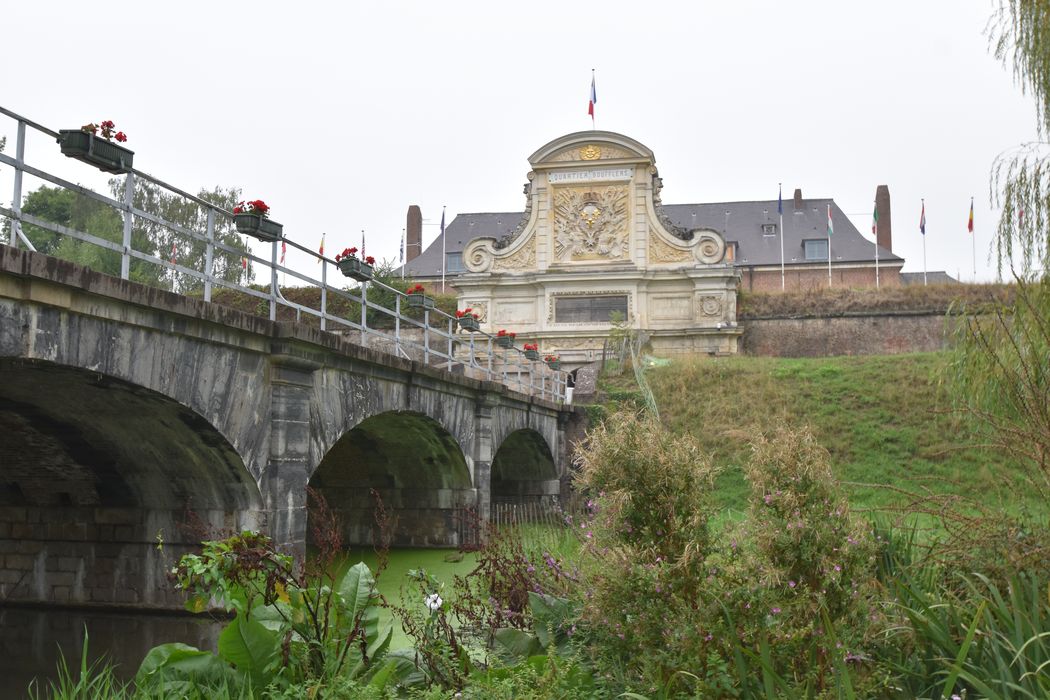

{"left": 552, "top": 186, "right": 629, "bottom": 261}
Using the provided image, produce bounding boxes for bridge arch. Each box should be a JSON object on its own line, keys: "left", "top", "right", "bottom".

{"left": 309, "top": 410, "right": 475, "bottom": 547}
{"left": 0, "top": 359, "right": 263, "bottom": 606}
{"left": 490, "top": 428, "right": 560, "bottom": 507}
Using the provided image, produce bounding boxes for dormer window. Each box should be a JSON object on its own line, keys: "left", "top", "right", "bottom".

{"left": 761, "top": 223, "right": 777, "bottom": 235}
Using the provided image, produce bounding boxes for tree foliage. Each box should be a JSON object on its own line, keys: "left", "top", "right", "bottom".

{"left": 989, "top": 0, "right": 1050, "bottom": 274}
{"left": 13, "top": 180, "right": 250, "bottom": 290}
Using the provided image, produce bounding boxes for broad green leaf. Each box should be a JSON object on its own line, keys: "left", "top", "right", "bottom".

{"left": 217, "top": 613, "right": 280, "bottom": 690}
{"left": 493, "top": 627, "right": 542, "bottom": 661}
{"left": 337, "top": 561, "right": 376, "bottom": 624}
{"left": 134, "top": 642, "right": 233, "bottom": 686}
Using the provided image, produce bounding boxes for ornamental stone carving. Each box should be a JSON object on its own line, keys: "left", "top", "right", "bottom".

{"left": 492, "top": 238, "right": 536, "bottom": 271}
{"left": 693, "top": 229, "right": 726, "bottom": 264}
{"left": 548, "top": 145, "right": 636, "bottom": 162}
{"left": 698, "top": 295, "right": 722, "bottom": 317}
{"left": 647, "top": 229, "right": 692, "bottom": 263}
{"left": 552, "top": 185, "right": 629, "bottom": 261}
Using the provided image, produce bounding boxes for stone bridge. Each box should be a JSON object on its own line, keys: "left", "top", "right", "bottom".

{"left": 0, "top": 247, "right": 577, "bottom": 608}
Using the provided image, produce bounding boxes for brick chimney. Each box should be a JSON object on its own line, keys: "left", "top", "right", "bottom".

{"left": 406, "top": 205, "right": 422, "bottom": 262}
{"left": 793, "top": 188, "right": 803, "bottom": 211}
{"left": 875, "top": 185, "right": 892, "bottom": 252}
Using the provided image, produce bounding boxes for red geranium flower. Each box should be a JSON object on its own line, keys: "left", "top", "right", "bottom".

{"left": 365, "top": 256, "right": 375, "bottom": 265}
{"left": 407, "top": 284, "right": 425, "bottom": 294}
{"left": 115, "top": 132, "right": 127, "bottom": 143}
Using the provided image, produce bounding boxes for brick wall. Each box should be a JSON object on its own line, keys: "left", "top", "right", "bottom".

{"left": 741, "top": 312, "right": 959, "bottom": 357}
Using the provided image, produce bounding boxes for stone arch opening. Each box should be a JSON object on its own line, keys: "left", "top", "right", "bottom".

{"left": 309, "top": 411, "right": 474, "bottom": 547}
{"left": 0, "top": 359, "right": 262, "bottom": 607}
{"left": 490, "top": 429, "right": 559, "bottom": 509}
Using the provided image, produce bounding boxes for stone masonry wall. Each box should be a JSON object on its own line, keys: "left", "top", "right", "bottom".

{"left": 741, "top": 312, "right": 959, "bottom": 357}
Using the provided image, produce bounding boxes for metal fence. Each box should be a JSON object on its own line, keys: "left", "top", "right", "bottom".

{"left": 0, "top": 106, "right": 566, "bottom": 402}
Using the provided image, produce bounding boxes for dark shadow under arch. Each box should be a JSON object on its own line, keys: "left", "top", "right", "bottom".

{"left": 309, "top": 411, "right": 474, "bottom": 547}
{"left": 490, "top": 428, "right": 559, "bottom": 505}
{"left": 0, "top": 358, "right": 261, "bottom": 606}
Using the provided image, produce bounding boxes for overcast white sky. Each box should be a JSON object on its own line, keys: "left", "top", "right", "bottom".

{"left": 1, "top": 0, "right": 1039, "bottom": 283}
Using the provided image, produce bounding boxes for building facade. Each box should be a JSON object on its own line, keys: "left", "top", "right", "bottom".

{"left": 400, "top": 130, "right": 904, "bottom": 363}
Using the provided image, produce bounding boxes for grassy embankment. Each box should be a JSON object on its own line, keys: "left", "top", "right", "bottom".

{"left": 597, "top": 352, "right": 1040, "bottom": 522}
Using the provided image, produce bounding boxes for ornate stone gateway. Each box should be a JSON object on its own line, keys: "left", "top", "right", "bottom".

{"left": 458, "top": 131, "right": 741, "bottom": 365}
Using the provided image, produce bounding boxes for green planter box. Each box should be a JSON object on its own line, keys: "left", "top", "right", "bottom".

{"left": 496, "top": 336, "right": 514, "bottom": 349}
{"left": 407, "top": 293, "right": 435, "bottom": 309}
{"left": 57, "top": 130, "right": 134, "bottom": 174}
{"left": 234, "top": 213, "right": 284, "bottom": 242}
{"left": 458, "top": 316, "right": 480, "bottom": 332}
{"left": 545, "top": 360, "right": 562, "bottom": 371}
{"left": 338, "top": 257, "right": 373, "bottom": 281}
{"left": 524, "top": 349, "right": 540, "bottom": 361}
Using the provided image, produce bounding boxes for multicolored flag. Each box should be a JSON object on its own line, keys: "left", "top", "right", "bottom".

{"left": 827, "top": 204, "right": 834, "bottom": 237}
{"left": 967, "top": 198, "right": 974, "bottom": 233}
{"left": 361, "top": 230, "right": 366, "bottom": 259}
{"left": 588, "top": 71, "right": 597, "bottom": 123}
{"left": 777, "top": 184, "right": 782, "bottom": 215}
{"left": 872, "top": 203, "right": 878, "bottom": 236}
{"left": 920, "top": 201, "right": 926, "bottom": 235}
{"left": 280, "top": 239, "right": 286, "bottom": 265}
{"left": 317, "top": 232, "right": 325, "bottom": 262}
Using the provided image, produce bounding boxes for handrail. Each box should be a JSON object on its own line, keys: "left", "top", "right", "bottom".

{"left": 0, "top": 106, "right": 566, "bottom": 402}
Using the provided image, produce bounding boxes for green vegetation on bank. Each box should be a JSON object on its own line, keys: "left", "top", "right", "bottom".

{"left": 597, "top": 352, "right": 1040, "bottom": 519}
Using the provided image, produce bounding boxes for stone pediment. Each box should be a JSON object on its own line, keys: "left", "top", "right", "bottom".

{"left": 528, "top": 131, "right": 654, "bottom": 166}
{"left": 463, "top": 131, "right": 726, "bottom": 274}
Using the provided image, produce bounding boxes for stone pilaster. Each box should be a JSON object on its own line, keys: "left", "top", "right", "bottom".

{"left": 473, "top": 392, "right": 500, "bottom": 526}
{"left": 263, "top": 350, "right": 320, "bottom": 560}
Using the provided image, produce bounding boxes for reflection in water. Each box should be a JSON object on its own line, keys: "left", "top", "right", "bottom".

{"left": 0, "top": 606, "right": 223, "bottom": 699}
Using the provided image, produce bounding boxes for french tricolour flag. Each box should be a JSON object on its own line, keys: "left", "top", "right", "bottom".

{"left": 588, "top": 73, "right": 597, "bottom": 123}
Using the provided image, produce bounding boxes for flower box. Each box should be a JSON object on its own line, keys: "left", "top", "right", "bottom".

{"left": 234, "top": 213, "right": 284, "bottom": 242}
{"left": 338, "top": 257, "right": 373, "bottom": 281}
{"left": 545, "top": 359, "right": 562, "bottom": 371}
{"left": 496, "top": 336, "right": 514, "bottom": 349}
{"left": 57, "top": 130, "right": 134, "bottom": 174}
{"left": 524, "top": 349, "right": 540, "bottom": 361}
{"left": 407, "top": 293, "right": 435, "bottom": 309}
{"left": 458, "top": 316, "right": 480, "bottom": 332}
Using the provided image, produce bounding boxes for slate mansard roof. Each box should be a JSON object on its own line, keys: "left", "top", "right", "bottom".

{"left": 401, "top": 199, "right": 903, "bottom": 278}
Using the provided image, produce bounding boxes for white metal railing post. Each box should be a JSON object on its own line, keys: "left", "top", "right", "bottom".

{"left": 423, "top": 308, "right": 431, "bottom": 365}
{"left": 394, "top": 295, "right": 402, "bottom": 354}
{"left": 10, "top": 120, "right": 26, "bottom": 249}
{"left": 320, "top": 261, "right": 328, "bottom": 332}
{"left": 204, "top": 209, "right": 215, "bottom": 302}
{"left": 360, "top": 280, "right": 368, "bottom": 346}
{"left": 269, "top": 239, "right": 278, "bottom": 321}
{"left": 120, "top": 173, "right": 135, "bottom": 279}
{"left": 447, "top": 318, "right": 454, "bottom": 369}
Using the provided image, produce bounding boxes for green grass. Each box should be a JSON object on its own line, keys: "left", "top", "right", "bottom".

{"left": 598, "top": 352, "right": 1041, "bottom": 518}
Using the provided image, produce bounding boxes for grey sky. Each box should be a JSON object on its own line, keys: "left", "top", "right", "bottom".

{"left": 1, "top": 0, "right": 1038, "bottom": 283}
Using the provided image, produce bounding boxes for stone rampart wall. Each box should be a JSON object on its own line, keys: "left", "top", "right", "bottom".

{"left": 741, "top": 312, "right": 960, "bottom": 357}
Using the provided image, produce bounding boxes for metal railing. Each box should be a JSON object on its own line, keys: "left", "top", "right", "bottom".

{"left": 0, "top": 106, "right": 566, "bottom": 402}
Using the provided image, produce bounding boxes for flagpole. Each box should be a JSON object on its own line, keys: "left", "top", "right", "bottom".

{"left": 778, "top": 183, "right": 785, "bottom": 291}
{"left": 921, "top": 198, "right": 927, "bottom": 286}
{"left": 440, "top": 205, "right": 447, "bottom": 291}
{"left": 827, "top": 204, "right": 833, "bottom": 288}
